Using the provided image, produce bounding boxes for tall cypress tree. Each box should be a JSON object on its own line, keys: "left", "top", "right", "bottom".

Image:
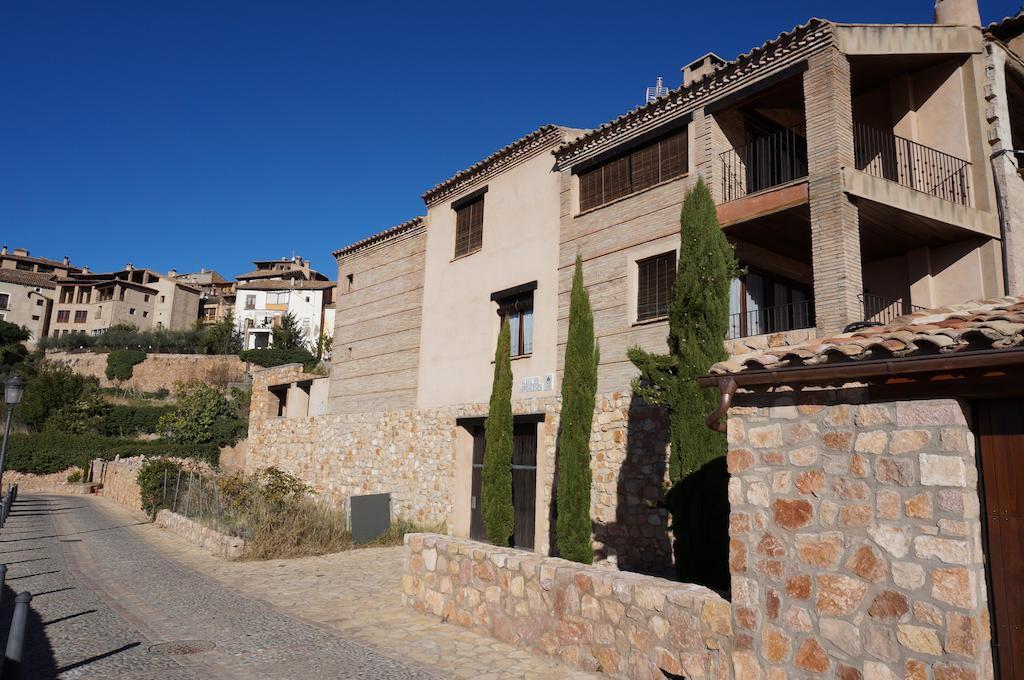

{"left": 628, "top": 178, "right": 737, "bottom": 481}
{"left": 482, "top": 318, "right": 515, "bottom": 546}
{"left": 557, "top": 255, "right": 600, "bottom": 564}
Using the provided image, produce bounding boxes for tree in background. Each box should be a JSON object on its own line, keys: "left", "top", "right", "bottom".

{"left": 556, "top": 255, "right": 600, "bottom": 564}
{"left": 482, "top": 319, "right": 514, "bottom": 546}
{"left": 157, "top": 381, "right": 247, "bottom": 448}
{"left": 627, "top": 179, "right": 737, "bottom": 586}
{"left": 16, "top": 363, "right": 93, "bottom": 431}
{"left": 0, "top": 320, "right": 30, "bottom": 373}
{"left": 314, "top": 331, "right": 333, "bottom": 361}
{"left": 200, "top": 310, "right": 241, "bottom": 355}
{"left": 272, "top": 312, "right": 306, "bottom": 350}
{"left": 628, "top": 179, "right": 737, "bottom": 480}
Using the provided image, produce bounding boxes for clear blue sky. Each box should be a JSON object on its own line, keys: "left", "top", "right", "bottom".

{"left": 3, "top": 1, "right": 1020, "bottom": 279}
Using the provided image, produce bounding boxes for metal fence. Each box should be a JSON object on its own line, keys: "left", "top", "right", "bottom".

{"left": 859, "top": 293, "right": 928, "bottom": 326}
{"left": 854, "top": 123, "right": 971, "bottom": 206}
{"left": 720, "top": 126, "right": 809, "bottom": 202}
{"left": 727, "top": 299, "right": 815, "bottom": 340}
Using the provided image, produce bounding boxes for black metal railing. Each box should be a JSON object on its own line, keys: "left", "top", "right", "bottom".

{"left": 720, "top": 126, "right": 809, "bottom": 202}
{"left": 854, "top": 123, "right": 971, "bottom": 207}
{"left": 859, "top": 293, "right": 928, "bottom": 326}
{"left": 727, "top": 299, "right": 815, "bottom": 340}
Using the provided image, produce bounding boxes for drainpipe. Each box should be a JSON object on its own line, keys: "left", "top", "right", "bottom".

{"left": 705, "top": 376, "right": 737, "bottom": 434}
{"left": 990, "top": 149, "right": 1024, "bottom": 295}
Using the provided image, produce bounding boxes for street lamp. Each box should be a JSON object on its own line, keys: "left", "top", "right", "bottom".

{"left": 0, "top": 376, "right": 25, "bottom": 490}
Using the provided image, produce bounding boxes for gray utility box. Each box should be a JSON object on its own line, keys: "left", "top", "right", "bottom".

{"left": 350, "top": 493, "right": 391, "bottom": 544}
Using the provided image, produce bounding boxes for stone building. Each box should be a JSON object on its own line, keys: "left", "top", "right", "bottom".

{"left": 48, "top": 266, "right": 201, "bottom": 338}
{"left": 0, "top": 246, "right": 80, "bottom": 344}
{"left": 244, "top": 2, "right": 1024, "bottom": 582}
{"left": 172, "top": 269, "right": 236, "bottom": 325}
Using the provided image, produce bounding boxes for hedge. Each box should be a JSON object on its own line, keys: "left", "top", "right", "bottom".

{"left": 6, "top": 432, "right": 219, "bottom": 475}
{"left": 105, "top": 350, "right": 147, "bottom": 381}
{"left": 101, "top": 404, "right": 176, "bottom": 438}
{"left": 239, "top": 347, "right": 316, "bottom": 369}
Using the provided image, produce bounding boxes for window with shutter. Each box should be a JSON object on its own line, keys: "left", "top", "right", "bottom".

{"left": 636, "top": 251, "right": 676, "bottom": 322}
{"left": 577, "top": 128, "right": 688, "bottom": 212}
{"left": 454, "top": 196, "right": 485, "bottom": 258}
{"left": 495, "top": 290, "right": 534, "bottom": 357}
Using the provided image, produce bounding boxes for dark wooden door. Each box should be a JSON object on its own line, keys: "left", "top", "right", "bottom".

{"left": 511, "top": 423, "right": 537, "bottom": 550}
{"left": 469, "top": 426, "right": 487, "bottom": 541}
{"left": 468, "top": 422, "right": 537, "bottom": 549}
{"left": 977, "top": 400, "right": 1024, "bottom": 679}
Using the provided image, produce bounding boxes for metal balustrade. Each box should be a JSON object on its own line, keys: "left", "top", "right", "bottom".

{"left": 727, "top": 298, "right": 815, "bottom": 340}
{"left": 720, "top": 126, "right": 809, "bottom": 202}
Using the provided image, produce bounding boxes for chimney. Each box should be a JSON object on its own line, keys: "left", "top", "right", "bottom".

{"left": 933, "top": 0, "right": 981, "bottom": 26}
{"left": 682, "top": 53, "right": 725, "bottom": 87}
{"left": 63, "top": 256, "right": 69, "bottom": 266}
{"left": 125, "top": 262, "right": 134, "bottom": 271}
{"left": 82, "top": 265, "right": 91, "bottom": 274}
{"left": 12, "top": 247, "right": 28, "bottom": 257}
{"left": 0, "top": 246, "right": 7, "bottom": 255}
{"left": 168, "top": 268, "right": 178, "bottom": 278}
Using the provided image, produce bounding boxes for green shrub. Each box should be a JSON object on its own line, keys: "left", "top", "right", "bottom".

{"left": 66, "top": 470, "right": 83, "bottom": 484}
{"left": 239, "top": 347, "right": 316, "bottom": 369}
{"left": 0, "top": 320, "right": 30, "bottom": 371}
{"left": 482, "top": 319, "right": 514, "bottom": 547}
{"left": 101, "top": 404, "right": 176, "bottom": 437}
{"left": 105, "top": 350, "right": 147, "bottom": 381}
{"left": 157, "top": 381, "right": 246, "bottom": 448}
{"left": 43, "top": 392, "right": 111, "bottom": 435}
{"left": 39, "top": 323, "right": 208, "bottom": 355}
{"left": 6, "top": 432, "right": 219, "bottom": 475}
{"left": 16, "top": 363, "right": 95, "bottom": 431}
{"left": 138, "top": 458, "right": 183, "bottom": 517}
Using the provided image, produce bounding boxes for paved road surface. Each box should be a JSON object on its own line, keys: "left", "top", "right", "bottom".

{"left": 0, "top": 494, "right": 438, "bottom": 679}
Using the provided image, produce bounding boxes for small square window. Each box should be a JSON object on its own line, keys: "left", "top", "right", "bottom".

{"left": 129, "top": 308, "right": 136, "bottom": 315}
{"left": 143, "top": 311, "right": 149, "bottom": 318}
{"left": 144, "top": 294, "right": 150, "bottom": 302}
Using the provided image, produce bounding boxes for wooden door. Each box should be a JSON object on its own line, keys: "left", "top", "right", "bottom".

{"left": 468, "top": 422, "right": 538, "bottom": 549}
{"left": 469, "top": 426, "right": 487, "bottom": 541}
{"left": 511, "top": 423, "right": 537, "bottom": 550}
{"left": 977, "top": 400, "right": 1024, "bottom": 679}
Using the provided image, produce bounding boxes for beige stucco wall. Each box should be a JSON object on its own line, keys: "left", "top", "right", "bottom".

{"left": 0, "top": 281, "right": 52, "bottom": 345}
{"left": 417, "top": 149, "right": 564, "bottom": 408}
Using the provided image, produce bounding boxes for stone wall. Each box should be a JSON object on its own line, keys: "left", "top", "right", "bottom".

{"left": 155, "top": 509, "right": 245, "bottom": 559}
{"left": 726, "top": 394, "right": 993, "bottom": 678}
{"left": 46, "top": 350, "right": 248, "bottom": 392}
{"left": 93, "top": 458, "right": 144, "bottom": 515}
{"left": 245, "top": 365, "right": 673, "bottom": 570}
{"left": 402, "top": 533, "right": 731, "bottom": 679}
{"left": 2, "top": 468, "right": 90, "bottom": 495}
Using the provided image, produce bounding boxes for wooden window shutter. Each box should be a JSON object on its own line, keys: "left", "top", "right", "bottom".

{"left": 579, "top": 167, "right": 603, "bottom": 212}
{"left": 630, "top": 143, "right": 660, "bottom": 192}
{"left": 454, "top": 197, "right": 485, "bottom": 257}
{"left": 637, "top": 251, "right": 676, "bottom": 321}
{"left": 659, "top": 131, "right": 687, "bottom": 181}
{"left": 602, "top": 156, "right": 631, "bottom": 203}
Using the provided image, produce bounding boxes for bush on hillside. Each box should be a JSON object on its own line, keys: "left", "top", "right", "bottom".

{"left": 157, "top": 381, "right": 247, "bottom": 448}
{"left": 0, "top": 320, "right": 30, "bottom": 371}
{"left": 6, "top": 432, "right": 219, "bottom": 475}
{"left": 138, "top": 458, "right": 183, "bottom": 517}
{"left": 105, "top": 349, "right": 147, "bottom": 381}
{"left": 38, "top": 323, "right": 222, "bottom": 355}
{"left": 102, "top": 404, "right": 176, "bottom": 437}
{"left": 239, "top": 347, "right": 316, "bottom": 369}
{"left": 16, "top": 363, "right": 96, "bottom": 431}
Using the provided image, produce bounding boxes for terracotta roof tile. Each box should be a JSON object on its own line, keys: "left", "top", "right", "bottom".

{"left": 332, "top": 217, "right": 425, "bottom": 258}
{"left": 710, "top": 295, "right": 1024, "bottom": 374}
{"left": 0, "top": 269, "right": 57, "bottom": 288}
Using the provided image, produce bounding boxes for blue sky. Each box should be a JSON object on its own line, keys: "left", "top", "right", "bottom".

{"left": 2, "top": 1, "right": 1020, "bottom": 279}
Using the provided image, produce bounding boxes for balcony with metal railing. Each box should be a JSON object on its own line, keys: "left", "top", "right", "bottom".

{"left": 859, "top": 293, "right": 928, "bottom": 326}
{"left": 853, "top": 123, "right": 971, "bottom": 207}
{"left": 719, "top": 126, "right": 809, "bottom": 203}
{"left": 727, "top": 298, "right": 815, "bottom": 340}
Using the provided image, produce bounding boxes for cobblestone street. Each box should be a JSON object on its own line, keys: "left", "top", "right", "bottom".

{"left": 0, "top": 494, "right": 595, "bottom": 679}
{"left": 0, "top": 494, "right": 437, "bottom": 679}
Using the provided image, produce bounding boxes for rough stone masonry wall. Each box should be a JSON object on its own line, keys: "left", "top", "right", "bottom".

{"left": 727, "top": 394, "right": 993, "bottom": 679}
{"left": 93, "top": 458, "right": 145, "bottom": 515}
{"left": 246, "top": 364, "right": 673, "bottom": 571}
{"left": 46, "top": 350, "right": 247, "bottom": 392}
{"left": 155, "top": 509, "right": 246, "bottom": 559}
{"left": 402, "top": 533, "right": 732, "bottom": 679}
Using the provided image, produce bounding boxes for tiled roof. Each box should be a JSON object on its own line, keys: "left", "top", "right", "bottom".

{"left": 422, "top": 125, "right": 581, "bottom": 206}
{"left": 985, "top": 10, "right": 1024, "bottom": 41}
{"left": 235, "top": 280, "right": 335, "bottom": 291}
{"left": 554, "top": 19, "right": 832, "bottom": 168}
{"left": 711, "top": 296, "right": 1024, "bottom": 375}
{"left": 333, "top": 217, "right": 425, "bottom": 258}
{"left": 0, "top": 251, "right": 78, "bottom": 271}
{"left": 235, "top": 269, "right": 327, "bottom": 281}
{"left": 0, "top": 269, "right": 57, "bottom": 288}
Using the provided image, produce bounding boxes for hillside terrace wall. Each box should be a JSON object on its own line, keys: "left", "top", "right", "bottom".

{"left": 93, "top": 458, "right": 145, "bottom": 515}
{"left": 46, "top": 351, "right": 248, "bottom": 392}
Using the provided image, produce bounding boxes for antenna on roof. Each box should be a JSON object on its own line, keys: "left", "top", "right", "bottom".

{"left": 645, "top": 76, "right": 669, "bottom": 103}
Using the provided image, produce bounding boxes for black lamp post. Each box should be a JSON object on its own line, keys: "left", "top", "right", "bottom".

{"left": 0, "top": 376, "right": 26, "bottom": 490}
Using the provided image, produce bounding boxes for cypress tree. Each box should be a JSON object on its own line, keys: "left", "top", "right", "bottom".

{"left": 556, "top": 255, "right": 600, "bottom": 564}
{"left": 627, "top": 178, "right": 737, "bottom": 481}
{"left": 482, "top": 318, "right": 515, "bottom": 546}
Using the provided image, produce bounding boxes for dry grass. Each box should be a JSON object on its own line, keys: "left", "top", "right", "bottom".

{"left": 240, "top": 498, "right": 353, "bottom": 560}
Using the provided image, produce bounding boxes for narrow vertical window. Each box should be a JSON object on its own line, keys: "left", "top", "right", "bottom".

{"left": 636, "top": 251, "right": 676, "bottom": 322}
{"left": 454, "top": 194, "right": 485, "bottom": 258}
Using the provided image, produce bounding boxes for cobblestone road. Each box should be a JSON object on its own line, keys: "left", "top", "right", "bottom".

{"left": 0, "top": 494, "right": 438, "bottom": 679}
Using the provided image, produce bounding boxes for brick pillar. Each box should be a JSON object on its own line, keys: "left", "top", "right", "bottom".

{"left": 804, "top": 48, "right": 863, "bottom": 335}
{"left": 693, "top": 107, "right": 721, "bottom": 202}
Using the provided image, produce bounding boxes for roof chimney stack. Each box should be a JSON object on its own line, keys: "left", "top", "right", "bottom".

{"left": 682, "top": 53, "right": 726, "bottom": 87}
{"left": 63, "top": 256, "right": 69, "bottom": 266}
{"left": 934, "top": 0, "right": 981, "bottom": 26}
{"left": 12, "top": 248, "right": 28, "bottom": 257}
{"left": 168, "top": 268, "right": 178, "bottom": 278}
{"left": 0, "top": 246, "right": 7, "bottom": 256}
{"left": 125, "top": 262, "right": 134, "bottom": 271}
